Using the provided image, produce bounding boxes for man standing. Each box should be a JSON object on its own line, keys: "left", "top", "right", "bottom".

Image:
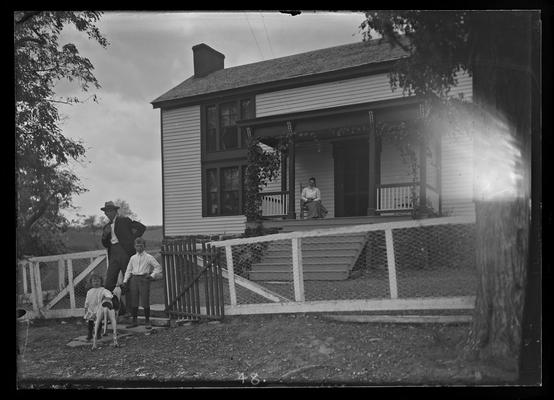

{"left": 100, "top": 201, "right": 146, "bottom": 313}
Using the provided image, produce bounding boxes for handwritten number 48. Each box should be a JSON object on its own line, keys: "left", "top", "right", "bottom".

{"left": 238, "top": 372, "right": 261, "bottom": 385}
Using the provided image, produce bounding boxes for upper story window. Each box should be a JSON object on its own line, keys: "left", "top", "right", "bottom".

{"left": 204, "top": 97, "right": 254, "bottom": 153}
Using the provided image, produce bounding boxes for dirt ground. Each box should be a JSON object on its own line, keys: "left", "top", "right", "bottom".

{"left": 16, "top": 313, "right": 518, "bottom": 388}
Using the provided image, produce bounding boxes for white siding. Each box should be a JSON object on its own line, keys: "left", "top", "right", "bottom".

{"left": 448, "top": 72, "right": 473, "bottom": 101}
{"left": 441, "top": 133, "right": 475, "bottom": 218}
{"left": 162, "top": 106, "right": 245, "bottom": 236}
{"left": 256, "top": 71, "right": 472, "bottom": 117}
{"left": 294, "top": 142, "right": 335, "bottom": 217}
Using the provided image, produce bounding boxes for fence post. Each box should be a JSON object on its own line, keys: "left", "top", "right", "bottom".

{"left": 225, "top": 245, "right": 237, "bottom": 306}
{"left": 385, "top": 228, "right": 398, "bottom": 299}
{"left": 67, "top": 258, "right": 76, "bottom": 309}
{"left": 291, "top": 237, "right": 305, "bottom": 302}
{"left": 34, "top": 261, "right": 44, "bottom": 308}
{"left": 58, "top": 258, "right": 66, "bottom": 291}
{"left": 21, "top": 261, "right": 29, "bottom": 295}
{"left": 28, "top": 261, "right": 39, "bottom": 314}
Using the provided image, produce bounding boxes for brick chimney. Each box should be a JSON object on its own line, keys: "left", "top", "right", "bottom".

{"left": 192, "top": 43, "right": 225, "bottom": 78}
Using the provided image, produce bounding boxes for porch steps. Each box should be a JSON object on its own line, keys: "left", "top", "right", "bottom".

{"left": 249, "top": 233, "right": 368, "bottom": 281}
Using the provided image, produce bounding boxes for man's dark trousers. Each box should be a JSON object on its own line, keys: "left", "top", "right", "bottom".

{"left": 105, "top": 243, "right": 130, "bottom": 313}
{"left": 105, "top": 243, "right": 129, "bottom": 291}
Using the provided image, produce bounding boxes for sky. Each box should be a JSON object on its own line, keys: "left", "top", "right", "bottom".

{"left": 55, "top": 11, "right": 369, "bottom": 226}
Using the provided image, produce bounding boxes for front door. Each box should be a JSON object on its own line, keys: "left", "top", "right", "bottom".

{"left": 334, "top": 139, "right": 370, "bottom": 217}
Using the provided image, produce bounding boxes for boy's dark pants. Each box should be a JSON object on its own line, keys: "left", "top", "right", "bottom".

{"left": 105, "top": 243, "right": 130, "bottom": 314}
{"left": 128, "top": 275, "right": 151, "bottom": 321}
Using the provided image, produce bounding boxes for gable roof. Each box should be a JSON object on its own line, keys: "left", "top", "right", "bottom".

{"left": 151, "top": 37, "right": 410, "bottom": 107}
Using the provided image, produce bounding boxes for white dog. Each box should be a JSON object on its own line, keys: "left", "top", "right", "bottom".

{"left": 92, "top": 286, "right": 121, "bottom": 350}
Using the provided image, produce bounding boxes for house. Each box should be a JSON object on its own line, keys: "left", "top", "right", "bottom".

{"left": 151, "top": 39, "right": 475, "bottom": 239}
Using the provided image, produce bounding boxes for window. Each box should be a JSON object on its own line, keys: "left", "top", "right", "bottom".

{"left": 221, "top": 167, "right": 240, "bottom": 215}
{"left": 206, "top": 168, "right": 219, "bottom": 216}
{"left": 206, "top": 106, "right": 217, "bottom": 152}
{"left": 220, "top": 102, "right": 238, "bottom": 150}
{"left": 202, "top": 96, "right": 253, "bottom": 217}
{"left": 204, "top": 164, "right": 246, "bottom": 217}
{"left": 203, "top": 97, "right": 254, "bottom": 153}
{"left": 240, "top": 99, "right": 253, "bottom": 147}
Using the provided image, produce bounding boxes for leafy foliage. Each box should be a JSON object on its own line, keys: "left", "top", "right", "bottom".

{"left": 15, "top": 12, "right": 108, "bottom": 257}
{"left": 244, "top": 138, "right": 287, "bottom": 221}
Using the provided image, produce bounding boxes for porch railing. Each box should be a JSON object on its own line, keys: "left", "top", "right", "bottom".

{"left": 259, "top": 191, "right": 289, "bottom": 217}
{"left": 376, "top": 183, "right": 417, "bottom": 212}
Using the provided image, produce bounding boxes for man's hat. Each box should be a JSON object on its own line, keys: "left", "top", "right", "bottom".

{"left": 101, "top": 201, "right": 120, "bottom": 211}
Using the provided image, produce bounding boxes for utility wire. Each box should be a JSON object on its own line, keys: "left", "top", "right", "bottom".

{"left": 244, "top": 12, "right": 264, "bottom": 60}
{"left": 260, "top": 12, "right": 275, "bottom": 58}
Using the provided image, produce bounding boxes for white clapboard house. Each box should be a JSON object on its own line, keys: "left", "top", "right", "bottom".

{"left": 151, "top": 39, "right": 475, "bottom": 243}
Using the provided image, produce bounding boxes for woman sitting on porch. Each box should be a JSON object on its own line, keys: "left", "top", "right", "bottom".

{"left": 301, "top": 177, "right": 328, "bottom": 219}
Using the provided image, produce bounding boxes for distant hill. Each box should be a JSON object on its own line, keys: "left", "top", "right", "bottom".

{"left": 64, "top": 225, "right": 163, "bottom": 253}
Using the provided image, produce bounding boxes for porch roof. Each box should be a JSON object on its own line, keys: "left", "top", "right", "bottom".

{"left": 237, "top": 97, "right": 423, "bottom": 143}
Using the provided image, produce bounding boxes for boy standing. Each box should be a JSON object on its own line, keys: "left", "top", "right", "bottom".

{"left": 122, "top": 237, "right": 162, "bottom": 329}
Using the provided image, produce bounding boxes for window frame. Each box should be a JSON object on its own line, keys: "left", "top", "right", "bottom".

{"left": 202, "top": 161, "right": 249, "bottom": 217}
{"left": 202, "top": 96, "right": 255, "bottom": 156}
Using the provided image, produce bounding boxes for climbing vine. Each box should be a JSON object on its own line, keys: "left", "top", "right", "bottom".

{"left": 244, "top": 136, "right": 289, "bottom": 221}
{"left": 376, "top": 111, "right": 437, "bottom": 218}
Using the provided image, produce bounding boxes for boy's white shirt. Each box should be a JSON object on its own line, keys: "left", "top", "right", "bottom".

{"left": 84, "top": 287, "right": 113, "bottom": 320}
{"left": 123, "top": 251, "right": 162, "bottom": 284}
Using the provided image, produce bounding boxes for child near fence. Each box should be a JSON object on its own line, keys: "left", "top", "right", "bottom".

{"left": 121, "top": 237, "right": 162, "bottom": 329}
{"left": 83, "top": 274, "right": 113, "bottom": 341}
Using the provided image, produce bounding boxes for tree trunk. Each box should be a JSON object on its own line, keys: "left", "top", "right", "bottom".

{"left": 467, "top": 199, "right": 529, "bottom": 369}
{"left": 465, "top": 12, "right": 536, "bottom": 373}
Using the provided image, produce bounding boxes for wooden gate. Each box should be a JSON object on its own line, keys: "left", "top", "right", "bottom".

{"left": 161, "top": 237, "right": 224, "bottom": 321}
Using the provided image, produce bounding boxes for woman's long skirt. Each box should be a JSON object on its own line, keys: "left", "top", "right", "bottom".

{"left": 306, "top": 200, "right": 328, "bottom": 218}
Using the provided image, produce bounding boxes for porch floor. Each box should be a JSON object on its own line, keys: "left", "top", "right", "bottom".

{"left": 261, "top": 214, "right": 412, "bottom": 232}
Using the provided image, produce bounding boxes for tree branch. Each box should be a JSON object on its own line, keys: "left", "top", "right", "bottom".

{"left": 23, "top": 196, "right": 51, "bottom": 232}
{"left": 15, "top": 11, "right": 42, "bottom": 25}
{"left": 14, "top": 36, "right": 44, "bottom": 48}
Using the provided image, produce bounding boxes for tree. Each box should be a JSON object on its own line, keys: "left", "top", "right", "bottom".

{"left": 15, "top": 11, "right": 108, "bottom": 257}
{"left": 112, "top": 198, "right": 139, "bottom": 221}
{"left": 360, "top": 11, "right": 540, "bottom": 378}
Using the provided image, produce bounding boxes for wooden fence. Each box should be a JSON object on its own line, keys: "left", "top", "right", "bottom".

{"left": 17, "top": 250, "right": 108, "bottom": 319}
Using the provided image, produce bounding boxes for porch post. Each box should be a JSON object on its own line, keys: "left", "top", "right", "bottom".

{"left": 367, "top": 110, "right": 377, "bottom": 215}
{"left": 418, "top": 104, "right": 427, "bottom": 213}
{"left": 281, "top": 149, "right": 287, "bottom": 192}
{"left": 287, "top": 121, "right": 296, "bottom": 219}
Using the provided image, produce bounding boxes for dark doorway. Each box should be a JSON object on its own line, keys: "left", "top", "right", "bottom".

{"left": 334, "top": 139, "right": 369, "bottom": 217}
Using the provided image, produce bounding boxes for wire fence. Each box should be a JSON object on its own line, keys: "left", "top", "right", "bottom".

{"left": 210, "top": 216, "right": 477, "bottom": 315}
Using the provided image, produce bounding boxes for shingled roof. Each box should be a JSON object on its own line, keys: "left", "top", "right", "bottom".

{"left": 151, "top": 37, "right": 410, "bottom": 106}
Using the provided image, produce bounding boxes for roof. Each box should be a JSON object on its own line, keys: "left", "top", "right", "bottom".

{"left": 151, "top": 37, "right": 410, "bottom": 106}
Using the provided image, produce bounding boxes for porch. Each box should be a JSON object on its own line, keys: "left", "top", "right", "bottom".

{"left": 238, "top": 99, "right": 441, "bottom": 223}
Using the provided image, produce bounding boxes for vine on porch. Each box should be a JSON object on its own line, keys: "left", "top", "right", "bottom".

{"left": 244, "top": 136, "right": 289, "bottom": 221}
{"left": 376, "top": 110, "right": 438, "bottom": 219}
